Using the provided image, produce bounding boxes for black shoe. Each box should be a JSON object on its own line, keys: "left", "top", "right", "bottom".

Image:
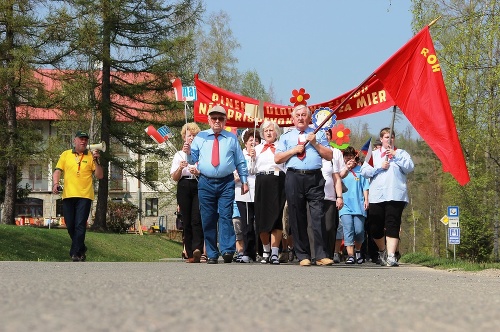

{"left": 71, "top": 255, "right": 82, "bottom": 262}
{"left": 222, "top": 253, "right": 233, "bottom": 263}
{"left": 207, "top": 258, "right": 218, "bottom": 264}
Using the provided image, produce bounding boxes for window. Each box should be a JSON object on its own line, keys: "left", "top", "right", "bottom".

{"left": 110, "top": 163, "right": 124, "bottom": 190}
{"left": 145, "top": 198, "right": 158, "bottom": 217}
{"left": 145, "top": 162, "right": 158, "bottom": 181}
{"left": 27, "top": 164, "right": 43, "bottom": 191}
{"left": 15, "top": 198, "right": 43, "bottom": 217}
{"left": 56, "top": 199, "right": 63, "bottom": 217}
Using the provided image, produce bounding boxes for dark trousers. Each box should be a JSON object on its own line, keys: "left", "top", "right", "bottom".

{"left": 285, "top": 170, "right": 327, "bottom": 261}
{"left": 323, "top": 200, "right": 339, "bottom": 259}
{"left": 177, "top": 178, "right": 203, "bottom": 258}
{"left": 368, "top": 201, "right": 406, "bottom": 239}
{"left": 236, "top": 201, "right": 257, "bottom": 260}
{"left": 63, "top": 197, "right": 91, "bottom": 257}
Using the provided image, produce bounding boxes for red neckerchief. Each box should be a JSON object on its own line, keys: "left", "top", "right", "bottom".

{"left": 380, "top": 147, "right": 397, "bottom": 159}
{"left": 261, "top": 143, "right": 276, "bottom": 154}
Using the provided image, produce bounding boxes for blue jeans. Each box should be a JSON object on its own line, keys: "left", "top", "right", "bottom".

{"left": 63, "top": 198, "right": 92, "bottom": 257}
{"left": 340, "top": 214, "right": 365, "bottom": 246}
{"left": 198, "top": 174, "right": 236, "bottom": 259}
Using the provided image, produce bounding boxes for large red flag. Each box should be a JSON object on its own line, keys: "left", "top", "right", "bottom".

{"left": 374, "top": 26, "right": 470, "bottom": 185}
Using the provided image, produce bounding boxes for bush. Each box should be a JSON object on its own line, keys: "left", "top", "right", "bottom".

{"left": 107, "top": 201, "right": 139, "bottom": 233}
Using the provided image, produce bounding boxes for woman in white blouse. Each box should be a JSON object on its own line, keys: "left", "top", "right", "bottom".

{"left": 253, "top": 120, "right": 287, "bottom": 264}
{"left": 170, "top": 123, "right": 204, "bottom": 263}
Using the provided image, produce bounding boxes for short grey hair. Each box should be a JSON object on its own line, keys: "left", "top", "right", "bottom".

{"left": 291, "top": 104, "right": 311, "bottom": 117}
{"left": 259, "top": 120, "right": 281, "bottom": 138}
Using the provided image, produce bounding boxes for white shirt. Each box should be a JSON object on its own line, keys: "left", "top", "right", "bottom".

{"left": 321, "top": 148, "right": 345, "bottom": 201}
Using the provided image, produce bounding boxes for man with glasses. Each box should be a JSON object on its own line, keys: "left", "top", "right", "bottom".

{"left": 184, "top": 105, "right": 249, "bottom": 264}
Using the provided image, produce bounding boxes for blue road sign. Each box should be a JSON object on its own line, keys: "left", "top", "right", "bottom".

{"left": 448, "top": 227, "right": 460, "bottom": 245}
{"left": 447, "top": 206, "right": 459, "bottom": 217}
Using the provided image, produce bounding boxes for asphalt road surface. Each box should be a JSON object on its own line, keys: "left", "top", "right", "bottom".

{"left": 1, "top": 260, "right": 499, "bottom": 332}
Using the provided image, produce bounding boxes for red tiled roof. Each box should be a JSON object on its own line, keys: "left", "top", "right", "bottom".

{"left": 17, "top": 69, "right": 178, "bottom": 122}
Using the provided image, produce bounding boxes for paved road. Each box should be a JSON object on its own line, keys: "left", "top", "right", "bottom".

{"left": 1, "top": 260, "right": 499, "bottom": 332}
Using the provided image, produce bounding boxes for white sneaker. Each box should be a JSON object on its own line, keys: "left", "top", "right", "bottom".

{"left": 378, "top": 249, "right": 388, "bottom": 266}
{"left": 386, "top": 253, "right": 399, "bottom": 267}
{"left": 240, "top": 255, "right": 251, "bottom": 263}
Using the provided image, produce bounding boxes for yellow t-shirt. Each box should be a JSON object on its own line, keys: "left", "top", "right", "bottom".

{"left": 55, "top": 148, "right": 97, "bottom": 200}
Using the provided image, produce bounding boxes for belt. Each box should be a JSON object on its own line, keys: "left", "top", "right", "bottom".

{"left": 287, "top": 168, "right": 321, "bottom": 175}
{"left": 256, "top": 171, "right": 284, "bottom": 176}
{"left": 200, "top": 173, "right": 234, "bottom": 181}
{"left": 180, "top": 176, "right": 197, "bottom": 180}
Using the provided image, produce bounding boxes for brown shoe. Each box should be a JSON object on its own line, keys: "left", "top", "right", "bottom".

{"left": 193, "top": 249, "right": 202, "bottom": 263}
{"left": 185, "top": 257, "right": 195, "bottom": 263}
{"left": 316, "top": 258, "right": 333, "bottom": 266}
{"left": 299, "top": 259, "right": 311, "bottom": 266}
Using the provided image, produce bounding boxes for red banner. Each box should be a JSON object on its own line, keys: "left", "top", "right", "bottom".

{"left": 194, "top": 75, "right": 394, "bottom": 128}
{"left": 192, "top": 26, "right": 470, "bottom": 185}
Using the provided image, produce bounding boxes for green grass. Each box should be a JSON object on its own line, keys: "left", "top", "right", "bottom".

{"left": 0, "top": 225, "right": 183, "bottom": 262}
{"left": 401, "top": 252, "right": 500, "bottom": 271}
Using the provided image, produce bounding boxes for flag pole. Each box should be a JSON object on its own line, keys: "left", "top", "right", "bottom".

{"left": 312, "top": 73, "right": 376, "bottom": 135}
{"left": 427, "top": 16, "right": 442, "bottom": 28}
{"left": 386, "top": 105, "right": 397, "bottom": 161}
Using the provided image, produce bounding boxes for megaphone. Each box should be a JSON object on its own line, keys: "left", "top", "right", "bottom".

{"left": 88, "top": 141, "right": 106, "bottom": 152}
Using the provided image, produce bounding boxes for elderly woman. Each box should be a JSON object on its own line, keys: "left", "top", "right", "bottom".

{"left": 170, "top": 122, "right": 205, "bottom": 263}
{"left": 253, "top": 120, "right": 286, "bottom": 264}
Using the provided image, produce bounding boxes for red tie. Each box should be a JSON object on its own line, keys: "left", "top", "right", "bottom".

{"left": 297, "top": 131, "right": 306, "bottom": 160}
{"left": 211, "top": 133, "right": 220, "bottom": 167}
{"left": 261, "top": 143, "right": 276, "bottom": 154}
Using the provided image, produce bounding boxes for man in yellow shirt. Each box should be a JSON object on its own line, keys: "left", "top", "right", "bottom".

{"left": 52, "top": 131, "right": 103, "bottom": 261}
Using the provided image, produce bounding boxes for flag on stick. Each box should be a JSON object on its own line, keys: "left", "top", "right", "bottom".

{"left": 244, "top": 100, "right": 264, "bottom": 121}
{"left": 360, "top": 138, "right": 373, "bottom": 167}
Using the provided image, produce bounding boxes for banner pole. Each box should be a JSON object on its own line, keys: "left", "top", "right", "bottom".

{"left": 312, "top": 73, "right": 376, "bottom": 135}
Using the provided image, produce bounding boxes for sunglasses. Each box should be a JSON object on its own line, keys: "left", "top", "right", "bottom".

{"left": 210, "top": 116, "right": 226, "bottom": 122}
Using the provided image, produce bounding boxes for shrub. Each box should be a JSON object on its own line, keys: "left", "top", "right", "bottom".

{"left": 107, "top": 201, "right": 139, "bottom": 233}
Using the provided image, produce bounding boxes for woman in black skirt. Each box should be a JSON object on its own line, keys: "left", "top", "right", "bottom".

{"left": 253, "top": 120, "right": 287, "bottom": 264}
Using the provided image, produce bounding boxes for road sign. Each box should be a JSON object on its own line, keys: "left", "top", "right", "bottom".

{"left": 448, "top": 217, "right": 460, "bottom": 228}
{"left": 440, "top": 215, "right": 449, "bottom": 225}
{"left": 448, "top": 227, "right": 460, "bottom": 244}
{"left": 447, "top": 206, "right": 459, "bottom": 217}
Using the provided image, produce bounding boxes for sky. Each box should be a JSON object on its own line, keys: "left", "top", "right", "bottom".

{"left": 203, "top": 0, "right": 419, "bottom": 138}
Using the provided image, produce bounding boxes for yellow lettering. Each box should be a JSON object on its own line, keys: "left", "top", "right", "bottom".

{"left": 234, "top": 110, "right": 242, "bottom": 121}
{"left": 212, "top": 93, "right": 219, "bottom": 102}
{"left": 227, "top": 109, "right": 234, "bottom": 119}
{"left": 357, "top": 96, "right": 367, "bottom": 108}
{"left": 379, "top": 90, "right": 386, "bottom": 103}
{"left": 432, "top": 64, "right": 441, "bottom": 72}
{"left": 199, "top": 103, "right": 208, "bottom": 115}
{"left": 427, "top": 54, "right": 437, "bottom": 65}
{"left": 421, "top": 48, "right": 429, "bottom": 57}
{"left": 371, "top": 92, "right": 378, "bottom": 104}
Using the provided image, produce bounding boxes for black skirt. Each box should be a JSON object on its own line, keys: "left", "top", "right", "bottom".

{"left": 254, "top": 172, "right": 286, "bottom": 233}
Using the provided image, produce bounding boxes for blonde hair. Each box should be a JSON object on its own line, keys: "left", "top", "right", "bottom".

{"left": 181, "top": 122, "right": 201, "bottom": 139}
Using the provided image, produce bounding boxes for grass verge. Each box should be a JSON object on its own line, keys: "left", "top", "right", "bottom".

{"left": 401, "top": 252, "right": 500, "bottom": 271}
{"left": 0, "top": 225, "right": 183, "bottom": 262}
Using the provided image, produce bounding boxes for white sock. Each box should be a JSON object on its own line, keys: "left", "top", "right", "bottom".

{"left": 263, "top": 244, "right": 270, "bottom": 256}
{"left": 271, "top": 247, "right": 279, "bottom": 257}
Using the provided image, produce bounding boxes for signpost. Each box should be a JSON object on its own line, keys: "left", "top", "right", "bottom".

{"left": 447, "top": 206, "right": 460, "bottom": 261}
